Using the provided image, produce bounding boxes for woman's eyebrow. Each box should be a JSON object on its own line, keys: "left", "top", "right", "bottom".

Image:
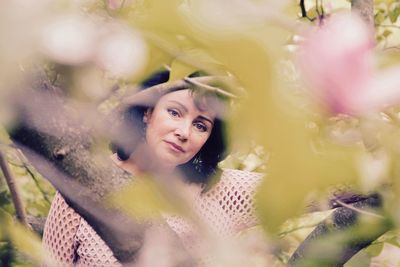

{"left": 198, "top": 115, "right": 214, "bottom": 126}
{"left": 168, "top": 100, "right": 188, "bottom": 112}
{"left": 168, "top": 100, "right": 214, "bottom": 125}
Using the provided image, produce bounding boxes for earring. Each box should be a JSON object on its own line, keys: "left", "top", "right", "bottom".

{"left": 193, "top": 155, "right": 203, "bottom": 173}
{"left": 143, "top": 108, "right": 152, "bottom": 123}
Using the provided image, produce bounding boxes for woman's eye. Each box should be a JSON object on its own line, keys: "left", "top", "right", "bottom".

{"left": 167, "top": 109, "right": 179, "bottom": 117}
{"left": 193, "top": 122, "right": 207, "bottom": 132}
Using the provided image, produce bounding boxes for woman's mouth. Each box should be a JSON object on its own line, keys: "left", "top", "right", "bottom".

{"left": 164, "top": 141, "right": 185, "bottom": 153}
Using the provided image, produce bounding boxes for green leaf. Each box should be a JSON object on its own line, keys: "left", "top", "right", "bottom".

{"left": 0, "top": 125, "right": 11, "bottom": 145}
{"left": 7, "top": 223, "right": 46, "bottom": 266}
{"left": 389, "top": 7, "right": 400, "bottom": 23}
{"left": 365, "top": 242, "right": 384, "bottom": 257}
{"left": 375, "top": 11, "right": 387, "bottom": 25}
{"left": 169, "top": 58, "right": 197, "bottom": 82}
{"left": 0, "top": 190, "right": 11, "bottom": 207}
{"left": 344, "top": 249, "right": 372, "bottom": 267}
{"left": 382, "top": 29, "right": 392, "bottom": 38}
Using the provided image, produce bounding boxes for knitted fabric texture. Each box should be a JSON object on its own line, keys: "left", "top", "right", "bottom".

{"left": 42, "top": 169, "right": 263, "bottom": 266}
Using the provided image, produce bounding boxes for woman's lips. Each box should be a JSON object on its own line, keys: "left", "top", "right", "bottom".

{"left": 164, "top": 141, "right": 185, "bottom": 153}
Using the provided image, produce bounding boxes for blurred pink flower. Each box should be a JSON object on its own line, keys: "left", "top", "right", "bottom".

{"left": 95, "top": 25, "right": 147, "bottom": 78}
{"left": 40, "top": 15, "right": 97, "bottom": 65}
{"left": 297, "top": 13, "right": 400, "bottom": 115}
{"left": 107, "top": 0, "right": 123, "bottom": 10}
{"left": 39, "top": 15, "right": 147, "bottom": 78}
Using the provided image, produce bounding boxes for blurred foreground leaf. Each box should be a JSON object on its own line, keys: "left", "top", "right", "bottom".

{"left": 108, "top": 177, "right": 184, "bottom": 220}
{"left": 0, "top": 209, "right": 48, "bottom": 266}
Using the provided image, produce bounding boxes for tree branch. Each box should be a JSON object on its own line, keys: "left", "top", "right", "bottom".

{"left": 10, "top": 148, "right": 52, "bottom": 205}
{"left": 333, "top": 199, "right": 384, "bottom": 220}
{"left": 183, "top": 77, "right": 238, "bottom": 99}
{"left": 0, "top": 150, "right": 28, "bottom": 226}
{"left": 287, "top": 194, "right": 390, "bottom": 267}
{"left": 121, "top": 76, "right": 241, "bottom": 108}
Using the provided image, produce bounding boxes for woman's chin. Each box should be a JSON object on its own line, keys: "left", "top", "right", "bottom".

{"left": 157, "top": 156, "right": 192, "bottom": 172}
{"left": 154, "top": 149, "right": 187, "bottom": 166}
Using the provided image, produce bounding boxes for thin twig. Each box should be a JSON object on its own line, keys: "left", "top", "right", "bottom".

{"left": 183, "top": 77, "right": 238, "bottom": 99}
{"left": 163, "top": 64, "right": 172, "bottom": 72}
{"left": 0, "top": 150, "right": 28, "bottom": 226}
{"left": 320, "top": 0, "right": 325, "bottom": 19}
{"left": 7, "top": 147, "right": 52, "bottom": 205}
{"left": 376, "top": 24, "right": 400, "bottom": 29}
{"left": 315, "top": 0, "right": 326, "bottom": 23}
{"left": 315, "top": 0, "right": 322, "bottom": 18}
{"left": 142, "top": 31, "right": 267, "bottom": 96}
{"left": 300, "top": 0, "right": 315, "bottom": 21}
{"left": 382, "top": 109, "right": 400, "bottom": 126}
{"left": 334, "top": 199, "right": 384, "bottom": 219}
{"left": 50, "top": 72, "right": 59, "bottom": 86}
{"left": 383, "top": 46, "right": 400, "bottom": 51}
{"left": 300, "top": 0, "right": 307, "bottom": 18}
{"left": 122, "top": 76, "right": 241, "bottom": 107}
{"left": 24, "top": 167, "right": 51, "bottom": 204}
{"left": 278, "top": 223, "right": 320, "bottom": 238}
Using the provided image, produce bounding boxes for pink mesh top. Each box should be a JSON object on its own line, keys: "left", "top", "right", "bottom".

{"left": 42, "top": 169, "right": 263, "bottom": 266}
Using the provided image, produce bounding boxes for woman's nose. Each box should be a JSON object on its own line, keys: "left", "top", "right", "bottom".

{"left": 174, "top": 122, "right": 190, "bottom": 141}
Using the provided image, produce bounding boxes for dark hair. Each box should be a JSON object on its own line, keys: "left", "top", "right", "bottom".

{"left": 111, "top": 70, "right": 228, "bottom": 185}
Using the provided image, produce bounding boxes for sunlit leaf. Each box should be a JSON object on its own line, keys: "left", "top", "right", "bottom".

{"left": 0, "top": 126, "right": 11, "bottom": 145}
{"left": 367, "top": 243, "right": 400, "bottom": 267}
{"left": 7, "top": 223, "right": 46, "bottom": 266}
{"left": 375, "top": 9, "right": 387, "bottom": 25}
{"left": 389, "top": 7, "right": 400, "bottom": 23}
{"left": 107, "top": 178, "right": 184, "bottom": 220}
{"left": 0, "top": 209, "right": 49, "bottom": 266}
{"left": 382, "top": 29, "right": 392, "bottom": 38}
{"left": 365, "top": 242, "right": 384, "bottom": 257}
{"left": 170, "top": 58, "right": 197, "bottom": 82}
{"left": 344, "top": 249, "right": 372, "bottom": 267}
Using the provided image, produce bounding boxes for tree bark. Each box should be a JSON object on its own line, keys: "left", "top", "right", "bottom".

{"left": 287, "top": 194, "right": 391, "bottom": 267}
{"left": 7, "top": 72, "right": 147, "bottom": 264}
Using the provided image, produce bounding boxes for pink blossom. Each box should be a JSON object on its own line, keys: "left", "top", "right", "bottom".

{"left": 39, "top": 15, "right": 97, "bottom": 65}
{"left": 95, "top": 25, "right": 147, "bottom": 78}
{"left": 297, "top": 13, "right": 400, "bottom": 115}
{"left": 107, "top": 0, "right": 126, "bottom": 10}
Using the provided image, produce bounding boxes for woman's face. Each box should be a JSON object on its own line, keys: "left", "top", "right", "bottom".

{"left": 144, "top": 89, "right": 216, "bottom": 170}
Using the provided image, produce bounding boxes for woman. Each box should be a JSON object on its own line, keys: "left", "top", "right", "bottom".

{"left": 42, "top": 70, "right": 263, "bottom": 266}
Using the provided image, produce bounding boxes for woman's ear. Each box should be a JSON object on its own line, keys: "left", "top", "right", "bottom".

{"left": 143, "top": 108, "right": 153, "bottom": 123}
